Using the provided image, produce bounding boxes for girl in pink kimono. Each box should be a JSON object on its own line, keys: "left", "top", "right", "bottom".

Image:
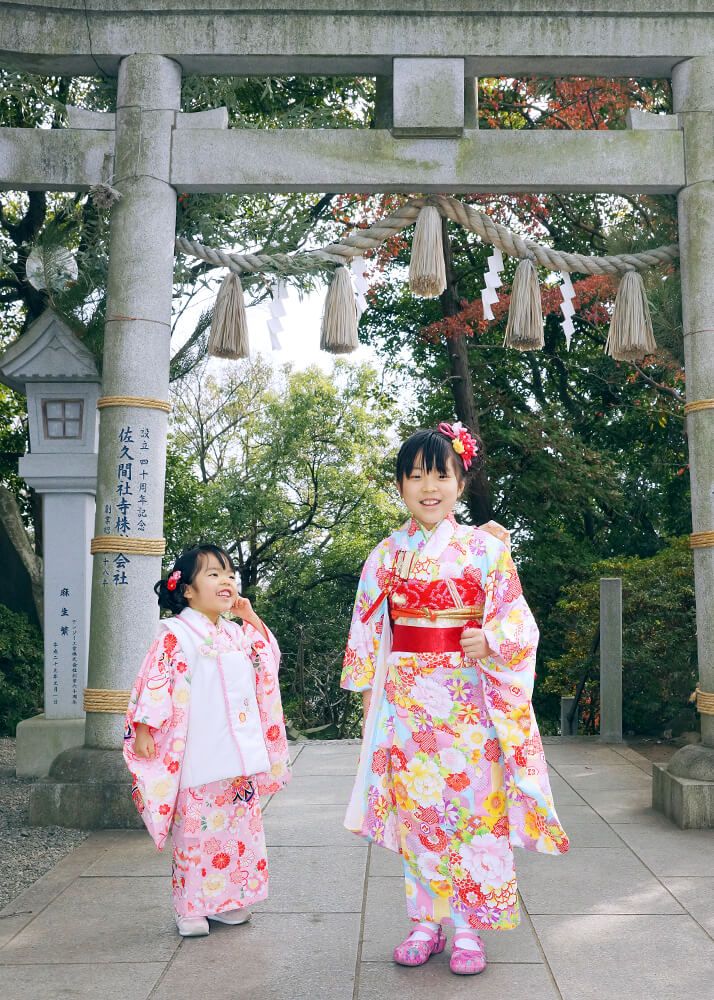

{"left": 123, "top": 544, "right": 291, "bottom": 937}
{"left": 342, "top": 424, "right": 569, "bottom": 975}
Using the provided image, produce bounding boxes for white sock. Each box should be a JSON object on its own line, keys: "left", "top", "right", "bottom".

{"left": 409, "top": 919, "right": 440, "bottom": 942}
{"left": 454, "top": 930, "right": 482, "bottom": 951}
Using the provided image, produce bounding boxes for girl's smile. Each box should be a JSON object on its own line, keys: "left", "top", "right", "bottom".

{"left": 182, "top": 553, "right": 238, "bottom": 623}
{"left": 398, "top": 454, "right": 463, "bottom": 528}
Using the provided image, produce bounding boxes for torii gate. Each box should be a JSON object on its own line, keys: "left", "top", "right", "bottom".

{"left": 1, "top": 2, "right": 713, "bottom": 828}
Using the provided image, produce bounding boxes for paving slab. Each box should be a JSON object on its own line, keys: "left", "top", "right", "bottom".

{"left": 517, "top": 848, "right": 684, "bottom": 915}
{"left": 81, "top": 829, "right": 171, "bottom": 877}
{"left": 358, "top": 960, "right": 560, "bottom": 998}
{"left": 613, "top": 821, "right": 714, "bottom": 876}
{"left": 263, "top": 773, "right": 357, "bottom": 808}
{"left": 532, "top": 914, "right": 714, "bottom": 1000}
{"left": 290, "top": 750, "right": 361, "bottom": 776}
{"left": 574, "top": 786, "right": 658, "bottom": 823}
{"left": 545, "top": 744, "right": 632, "bottom": 768}
{"left": 545, "top": 772, "right": 586, "bottom": 807}
{"left": 0, "top": 962, "right": 166, "bottom": 1000}
{"left": 367, "top": 845, "right": 404, "bottom": 877}
{"left": 263, "top": 803, "right": 358, "bottom": 847}
{"left": 1, "top": 876, "right": 177, "bottom": 965}
{"left": 361, "top": 876, "right": 543, "bottom": 964}
{"left": 661, "top": 878, "right": 714, "bottom": 936}
{"left": 552, "top": 805, "right": 623, "bottom": 847}
{"left": 152, "top": 912, "right": 359, "bottom": 1000}
{"left": 0, "top": 832, "right": 125, "bottom": 948}
{"left": 255, "top": 845, "right": 366, "bottom": 913}
{"left": 554, "top": 763, "right": 652, "bottom": 792}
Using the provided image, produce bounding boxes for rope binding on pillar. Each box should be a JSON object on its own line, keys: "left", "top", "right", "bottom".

{"left": 83, "top": 687, "right": 131, "bottom": 714}
{"left": 689, "top": 531, "right": 714, "bottom": 550}
{"left": 692, "top": 686, "right": 714, "bottom": 716}
{"left": 90, "top": 536, "right": 166, "bottom": 555}
{"left": 684, "top": 399, "right": 714, "bottom": 414}
{"left": 174, "top": 194, "right": 679, "bottom": 363}
{"left": 97, "top": 395, "right": 171, "bottom": 413}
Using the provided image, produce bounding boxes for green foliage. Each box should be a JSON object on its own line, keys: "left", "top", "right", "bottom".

{"left": 165, "top": 360, "right": 401, "bottom": 736}
{"left": 0, "top": 603, "right": 44, "bottom": 736}
{"left": 543, "top": 539, "right": 697, "bottom": 736}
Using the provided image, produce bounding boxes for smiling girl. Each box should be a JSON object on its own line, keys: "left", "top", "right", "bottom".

{"left": 342, "top": 424, "right": 568, "bottom": 975}
{"left": 123, "top": 544, "right": 290, "bottom": 937}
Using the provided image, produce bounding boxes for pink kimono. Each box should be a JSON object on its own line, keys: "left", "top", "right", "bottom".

{"left": 342, "top": 515, "right": 568, "bottom": 930}
{"left": 124, "top": 610, "right": 291, "bottom": 917}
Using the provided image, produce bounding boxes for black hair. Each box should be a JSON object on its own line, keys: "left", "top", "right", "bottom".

{"left": 154, "top": 544, "right": 236, "bottom": 615}
{"left": 395, "top": 426, "right": 483, "bottom": 484}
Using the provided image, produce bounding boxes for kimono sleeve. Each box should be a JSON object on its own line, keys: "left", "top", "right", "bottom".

{"left": 480, "top": 542, "right": 539, "bottom": 699}
{"left": 340, "top": 546, "right": 386, "bottom": 693}
{"left": 126, "top": 629, "right": 181, "bottom": 733}
{"left": 239, "top": 619, "right": 291, "bottom": 795}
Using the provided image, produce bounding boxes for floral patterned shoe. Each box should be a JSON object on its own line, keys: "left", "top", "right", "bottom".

{"left": 393, "top": 924, "right": 446, "bottom": 966}
{"left": 450, "top": 931, "right": 487, "bottom": 975}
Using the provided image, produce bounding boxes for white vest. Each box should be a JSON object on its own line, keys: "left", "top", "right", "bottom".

{"left": 169, "top": 609, "right": 271, "bottom": 789}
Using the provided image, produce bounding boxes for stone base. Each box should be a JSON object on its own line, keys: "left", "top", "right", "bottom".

{"left": 29, "top": 745, "right": 142, "bottom": 830}
{"left": 652, "top": 762, "right": 714, "bottom": 829}
{"left": 15, "top": 714, "right": 86, "bottom": 778}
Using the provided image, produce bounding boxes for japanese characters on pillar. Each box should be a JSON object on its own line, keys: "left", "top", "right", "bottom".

{"left": 46, "top": 583, "right": 83, "bottom": 716}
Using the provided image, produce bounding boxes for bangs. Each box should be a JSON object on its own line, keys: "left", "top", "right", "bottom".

{"left": 193, "top": 545, "right": 235, "bottom": 576}
{"left": 396, "top": 430, "right": 461, "bottom": 480}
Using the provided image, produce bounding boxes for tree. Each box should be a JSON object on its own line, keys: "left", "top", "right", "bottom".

{"left": 165, "top": 359, "right": 401, "bottom": 734}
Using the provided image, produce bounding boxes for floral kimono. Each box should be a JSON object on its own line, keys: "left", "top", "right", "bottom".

{"left": 124, "top": 609, "right": 291, "bottom": 917}
{"left": 341, "top": 514, "right": 568, "bottom": 931}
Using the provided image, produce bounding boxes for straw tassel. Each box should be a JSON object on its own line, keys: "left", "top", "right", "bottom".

{"left": 320, "top": 265, "right": 359, "bottom": 354}
{"left": 605, "top": 270, "right": 657, "bottom": 361}
{"left": 409, "top": 205, "right": 446, "bottom": 298}
{"left": 208, "top": 271, "right": 250, "bottom": 359}
{"left": 504, "top": 257, "right": 544, "bottom": 351}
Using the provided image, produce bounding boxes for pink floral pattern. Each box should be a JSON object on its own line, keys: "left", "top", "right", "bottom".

{"left": 172, "top": 776, "right": 269, "bottom": 917}
{"left": 341, "top": 516, "right": 568, "bottom": 930}
{"left": 124, "top": 616, "right": 290, "bottom": 850}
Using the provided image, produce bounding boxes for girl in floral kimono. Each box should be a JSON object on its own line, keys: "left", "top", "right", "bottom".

{"left": 342, "top": 423, "right": 568, "bottom": 975}
{"left": 123, "top": 544, "right": 291, "bottom": 937}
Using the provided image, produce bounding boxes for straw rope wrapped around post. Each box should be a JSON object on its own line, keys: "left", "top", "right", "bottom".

{"left": 175, "top": 194, "right": 680, "bottom": 361}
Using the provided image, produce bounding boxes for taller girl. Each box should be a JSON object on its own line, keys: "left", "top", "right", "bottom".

{"left": 341, "top": 423, "right": 568, "bottom": 975}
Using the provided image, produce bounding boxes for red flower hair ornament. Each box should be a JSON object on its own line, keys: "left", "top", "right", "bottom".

{"left": 166, "top": 570, "right": 182, "bottom": 592}
{"left": 437, "top": 421, "right": 478, "bottom": 471}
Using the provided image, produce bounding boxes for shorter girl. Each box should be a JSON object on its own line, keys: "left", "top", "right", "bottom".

{"left": 123, "top": 544, "right": 291, "bottom": 937}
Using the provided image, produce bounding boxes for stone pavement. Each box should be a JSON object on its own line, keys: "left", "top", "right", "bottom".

{"left": 1, "top": 739, "right": 713, "bottom": 1000}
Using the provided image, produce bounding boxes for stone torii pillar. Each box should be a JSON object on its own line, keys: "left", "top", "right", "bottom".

{"left": 653, "top": 56, "right": 714, "bottom": 828}
{"left": 30, "top": 54, "right": 180, "bottom": 826}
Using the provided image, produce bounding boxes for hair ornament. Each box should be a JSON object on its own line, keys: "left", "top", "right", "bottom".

{"left": 437, "top": 421, "right": 478, "bottom": 471}
{"left": 166, "top": 570, "right": 182, "bottom": 592}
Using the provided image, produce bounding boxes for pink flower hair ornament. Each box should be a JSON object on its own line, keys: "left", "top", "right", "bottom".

{"left": 166, "top": 570, "right": 182, "bottom": 592}
{"left": 437, "top": 421, "right": 478, "bottom": 471}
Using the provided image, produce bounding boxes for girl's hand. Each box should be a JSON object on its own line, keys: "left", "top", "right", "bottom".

{"left": 231, "top": 595, "right": 256, "bottom": 622}
{"left": 231, "top": 596, "right": 268, "bottom": 640}
{"left": 134, "top": 722, "right": 155, "bottom": 759}
{"left": 478, "top": 519, "right": 511, "bottom": 552}
{"left": 461, "top": 627, "right": 492, "bottom": 660}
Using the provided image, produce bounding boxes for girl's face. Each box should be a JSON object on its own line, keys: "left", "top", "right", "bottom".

{"left": 398, "top": 451, "right": 464, "bottom": 528}
{"left": 182, "top": 552, "right": 237, "bottom": 624}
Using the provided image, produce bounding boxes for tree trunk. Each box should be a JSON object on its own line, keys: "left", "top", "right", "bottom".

{"left": 0, "top": 484, "right": 43, "bottom": 628}
{"left": 439, "top": 217, "right": 493, "bottom": 523}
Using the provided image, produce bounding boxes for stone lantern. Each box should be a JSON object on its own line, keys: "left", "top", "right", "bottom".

{"left": 0, "top": 309, "right": 100, "bottom": 776}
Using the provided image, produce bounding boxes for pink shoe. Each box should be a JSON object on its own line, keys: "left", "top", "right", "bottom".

{"left": 393, "top": 924, "right": 446, "bottom": 967}
{"left": 450, "top": 931, "right": 487, "bottom": 975}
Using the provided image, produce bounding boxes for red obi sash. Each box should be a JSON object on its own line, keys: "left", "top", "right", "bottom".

{"left": 392, "top": 623, "right": 467, "bottom": 654}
